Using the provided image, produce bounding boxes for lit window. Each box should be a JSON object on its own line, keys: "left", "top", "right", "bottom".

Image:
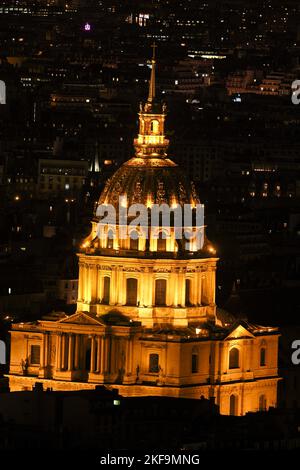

{"left": 150, "top": 120, "right": 159, "bottom": 134}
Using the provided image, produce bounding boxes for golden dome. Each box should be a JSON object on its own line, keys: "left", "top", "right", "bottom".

{"left": 98, "top": 155, "right": 200, "bottom": 209}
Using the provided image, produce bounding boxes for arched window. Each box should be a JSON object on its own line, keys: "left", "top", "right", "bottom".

{"left": 230, "top": 394, "right": 238, "bottom": 416}
{"left": 150, "top": 120, "right": 159, "bottom": 134}
{"left": 149, "top": 353, "right": 159, "bottom": 373}
{"left": 259, "top": 394, "right": 267, "bottom": 411}
{"left": 229, "top": 347, "right": 239, "bottom": 369}
{"left": 107, "top": 229, "right": 114, "bottom": 249}
{"left": 126, "top": 278, "right": 138, "bottom": 306}
{"left": 185, "top": 279, "right": 191, "bottom": 306}
{"left": 260, "top": 347, "right": 266, "bottom": 366}
{"left": 103, "top": 276, "right": 110, "bottom": 304}
{"left": 155, "top": 279, "right": 167, "bottom": 306}
{"left": 191, "top": 353, "right": 198, "bottom": 373}
{"left": 157, "top": 232, "right": 166, "bottom": 252}
{"left": 129, "top": 231, "right": 139, "bottom": 250}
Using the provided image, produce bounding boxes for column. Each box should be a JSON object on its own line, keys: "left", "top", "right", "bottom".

{"left": 43, "top": 332, "right": 49, "bottom": 370}
{"left": 68, "top": 334, "right": 74, "bottom": 371}
{"left": 40, "top": 334, "right": 45, "bottom": 370}
{"left": 83, "top": 265, "right": 87, "bottom": 302}
{"left": 171, "top": 269, "right": 178, "bottom": 307}
{"left": 202, "top": 272, "right": 209, "bottom": 305}
{"left": 179, "top": 269, "right": 185, "bottom": 306}
{"left": 100, "top": 336, "right": 106, "bottom": 374}
{"left": 98, "top": 269, "right": 102, "bottom": 303}
{"left": 56, "top": 333, "right": 62, "bottom": 371}
{"left": 125, "top": 338, "right": 133, "bottom": 376}
{"left": 198, "top": 272, "right": 202, "bottom": 305}
{"left": 74, "top": 334, "right": 80, "bottom": 370}
{"left": 210, "top": 268, "right": 216, "bottom": 304}
{"left": 116, "top": 267, "right": 122, "bottom": 304}
{"left": 90, "top": 336, "right": 96, "bottom": 373}
{"left": 96, "top": 336, "right": 101, "bottom": 372}
{"left": 78, "top": 263, "right": 83, "bottom": 301}
{"left": 105, "top": 336, "right": 110, "bottom": 373}
{"left": 81, "top": 263, "right": 86, "bottom": 303}
{"left": 61, "top": 334, "right": 66, "bottom": 370}
{"left": 110, "top": 267, "right": 117, "bottom": 304}
{"left": 91, "top": 265, "right": 97, "bottom": 303}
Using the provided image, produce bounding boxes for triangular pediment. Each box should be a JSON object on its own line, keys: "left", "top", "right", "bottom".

{"left": 58, "top": 311, "right": 105, "bottom": 326}
{"left": 225, "top": 324, "right": 255, "bottom": 340}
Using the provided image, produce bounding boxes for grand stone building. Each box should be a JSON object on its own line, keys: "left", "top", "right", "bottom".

{"left": 8, "top": 49, "right": 280, "bottom": 415}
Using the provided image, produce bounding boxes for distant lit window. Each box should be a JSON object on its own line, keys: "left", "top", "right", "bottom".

{"left": 150, "top": 120, "right": 159, "bottom": 134}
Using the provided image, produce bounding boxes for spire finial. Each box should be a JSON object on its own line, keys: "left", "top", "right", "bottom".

{"left": 148, "top": 42, "right": 157, "bottom": 103}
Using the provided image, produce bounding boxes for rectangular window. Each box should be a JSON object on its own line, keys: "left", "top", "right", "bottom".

{"left": 192, "top": 354, "right": 198, "bottom": 373}
{"left": 30, "top": 345, "right": 40, "bottom": 365}
{"left": 149, "top": 353, "right": 159, "bottom": 373}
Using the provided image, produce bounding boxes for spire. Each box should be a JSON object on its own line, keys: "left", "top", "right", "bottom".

{"left": 148, "top": 42, "right": 157, "bottom": 103}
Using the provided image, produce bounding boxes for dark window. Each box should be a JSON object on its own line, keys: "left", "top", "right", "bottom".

{"left": 259, "top": 394, "right": 267, "bottom": 411}
{"left": 192, "top": 353, "right": 198, "bottom": 373}
{"left": 149, "top": 353, "right": 159, "bottom": 373}
{"left": 260, "top": 347, "right": 266, "bottom": 366}
{"left": 157, "top": 232, "right": 166, "bottom": 252}
{"left": 103, "top": 277, "right": 110, "bottom": 304}
{"left": 107, "top": 230, "right": 114, "bottom": 249}
{"left": 126, "top": 278, "right": 138, "bottom": 306}
{"left": 155, "top": 279, "right": 167, "bottom": 306}
{"left": 130, "top": 231, "right": 139, "bottom": 250}
{"left": 230, "top": 394, "right": 238, "bottom": 416}
{"left": 30, "top": 345, "right": 40, "bottom": 365}
{"left": 229, "top": 348, "right": 239, "bottom": 369}
{"left": 185, "top": 279, "right": 191, "bottom": 306}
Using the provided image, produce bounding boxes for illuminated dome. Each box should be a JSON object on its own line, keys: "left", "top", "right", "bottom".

{"left": 98, "top": 156, "right": 200, "bottom": 209}
{"left": 81, "top": 44, "right": 215, "bottom": 258}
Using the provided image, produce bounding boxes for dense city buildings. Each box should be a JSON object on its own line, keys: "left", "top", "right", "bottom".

{"left": 0, "top": 0, "right": 300, "bottom": 455}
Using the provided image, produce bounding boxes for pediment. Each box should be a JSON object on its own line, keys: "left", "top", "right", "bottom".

{"left": 225, "top": 324, "right": 255, "bottom": 340}
{"left": 58, "top": 311, "right": 105, "bottom": 326}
